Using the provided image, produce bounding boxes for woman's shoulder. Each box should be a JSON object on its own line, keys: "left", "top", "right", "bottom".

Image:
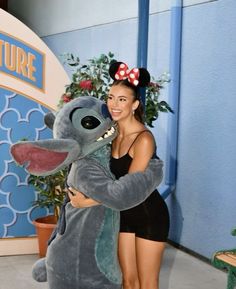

{"left": 136, "top": 128, "right": 155, "bottom": 142}
{"left": 132, "top": 129, "right": 156, "bottom": 151}
{"left": 129, "top": 129, "right": 156, "bottom": 161}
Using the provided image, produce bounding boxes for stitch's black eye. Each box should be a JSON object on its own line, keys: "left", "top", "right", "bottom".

{"left": 81, "top": 116, "right": 100, "bottom": 129}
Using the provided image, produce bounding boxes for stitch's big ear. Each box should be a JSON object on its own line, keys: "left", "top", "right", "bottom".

{"left": 11, "top": 142, "right": 68, "bottom": 175}
{"left": 44, "top": 112, "right": 55, "bottom": 130}
{"left": 10, "top": 139, "right": 80, "bottom": 176}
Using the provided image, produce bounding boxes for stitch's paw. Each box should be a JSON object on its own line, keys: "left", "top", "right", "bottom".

{"left": 145, "top": 158, "right": 164, "bottom": 188}
{"left": 147, "top": 158, "right": 163, "bottom": 175}
{"left": 32, "top": 258, "right": 47, "bottom": 282}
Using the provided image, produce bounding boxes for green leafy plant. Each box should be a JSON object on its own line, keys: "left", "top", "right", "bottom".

{"left": 59, "top": 52, "right": 115, "bottom": 106}
{"left": 28, "top": 169, "right": 67, "bottom": 220}
{"left": 59, "top": 52, "right": 173, "bottom": 127}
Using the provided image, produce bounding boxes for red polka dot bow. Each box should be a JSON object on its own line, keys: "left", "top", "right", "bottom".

{"left": 114, "top": 63, "right": 140, "bottom": 86}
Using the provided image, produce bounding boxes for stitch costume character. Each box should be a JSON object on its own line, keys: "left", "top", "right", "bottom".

{"left": 11, "top": 96, "right": 163, "bottom": 289}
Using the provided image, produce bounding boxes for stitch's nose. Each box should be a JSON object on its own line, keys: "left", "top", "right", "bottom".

{"left": 101, "top": 104, "right": 112, "bottom": 120}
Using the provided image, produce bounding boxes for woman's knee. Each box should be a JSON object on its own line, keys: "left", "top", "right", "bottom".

{"left": 122, "top": 276, "right": 140, "bottom": 289}
{"left": 140, "top": 276, "right": 159, "bottom": 289}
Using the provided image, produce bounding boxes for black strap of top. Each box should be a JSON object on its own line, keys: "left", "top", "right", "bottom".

{"left": 127, "top": 130, "right": 151, "bottom": 153}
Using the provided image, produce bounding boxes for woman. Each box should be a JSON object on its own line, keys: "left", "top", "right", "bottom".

{"left": 69, "top": 62, "right": 170, "bottom": 289}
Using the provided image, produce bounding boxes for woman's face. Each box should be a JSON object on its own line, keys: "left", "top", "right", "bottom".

{"left": 107, "top": 84, "right": 139, "bottom": 122}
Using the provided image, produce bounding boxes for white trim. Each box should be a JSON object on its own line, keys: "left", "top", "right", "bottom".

{"left": 0, "top": 237, "right": 39, "bottom": 256}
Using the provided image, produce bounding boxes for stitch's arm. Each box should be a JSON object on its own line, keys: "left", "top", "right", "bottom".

{"left": 68, "top": 158, "right": 163, "bottom": 210}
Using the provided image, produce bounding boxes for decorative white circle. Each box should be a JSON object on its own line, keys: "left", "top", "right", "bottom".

{"left": 129, "top": 73, "right": 135, "bottom": 79}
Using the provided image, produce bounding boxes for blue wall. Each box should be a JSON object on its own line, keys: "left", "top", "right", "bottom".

{"left": 167, "top": 0, "right": 236, "bottom": 258}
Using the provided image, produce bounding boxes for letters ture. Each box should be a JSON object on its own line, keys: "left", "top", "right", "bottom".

{"left": 0, "top": 31, "right": 45, "bottom": 91}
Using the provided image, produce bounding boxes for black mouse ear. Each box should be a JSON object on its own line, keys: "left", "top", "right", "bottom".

{"left": 138, "top": 68, "right": 151, "bottom": 87}
{"left": 109, "top": 61, "right": 125, "bottom": 80}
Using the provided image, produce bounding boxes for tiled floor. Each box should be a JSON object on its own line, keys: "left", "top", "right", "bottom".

{"left": 0, "top": 245, "right": 227, "bottom": 289}
{"left": 160, "top": 245, "right": 227, "bottom": 289}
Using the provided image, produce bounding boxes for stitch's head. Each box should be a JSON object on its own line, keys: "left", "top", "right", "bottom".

{"left": 52, "top": 96, "right": 116, "bottom": 156}
{"left": 11, "top": 96, "right": 117, "bottom": 175}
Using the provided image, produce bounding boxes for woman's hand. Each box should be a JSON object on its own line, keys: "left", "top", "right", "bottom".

{"left": 68, "top": 187, "right": 100, "bottom": 208}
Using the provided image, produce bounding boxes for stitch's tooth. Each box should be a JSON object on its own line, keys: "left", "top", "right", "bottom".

{"left": 97, "top": 137, "right": 103, "bottom": 141}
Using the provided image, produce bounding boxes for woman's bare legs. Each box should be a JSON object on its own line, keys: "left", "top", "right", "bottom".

{"left": 118, "top": 233, "right": 166, "bottom": 289}
{"left": 118, "top": 233, "right": 140, "bottom": 289}
{"left": 136, "top": 237, "right": 165, "bottom": 289}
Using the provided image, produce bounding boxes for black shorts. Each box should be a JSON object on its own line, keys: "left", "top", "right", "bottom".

{"left": 120, "top": 190, "right": 170, "bottom": 242}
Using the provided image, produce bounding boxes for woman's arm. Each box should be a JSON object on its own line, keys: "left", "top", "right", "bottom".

{"left": 68, "top": 187, "right": 100, "bottom": 208}
{"left": 128, "top": 131, "right": 156, "bottom": 173}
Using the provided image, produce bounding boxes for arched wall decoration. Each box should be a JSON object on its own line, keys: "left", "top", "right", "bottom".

{"left": 0, "top": 8, "right": 70, "bottom": 243}
{"left": 0, "top": 8, "right": 70, "bottom": 110}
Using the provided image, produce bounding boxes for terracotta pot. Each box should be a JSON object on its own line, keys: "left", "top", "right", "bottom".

{"left": 33, "top": 215, "right": 57, "bottom": 257}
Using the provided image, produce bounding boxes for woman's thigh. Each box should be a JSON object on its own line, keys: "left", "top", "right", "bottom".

{"left": 118, "top": 232, "right": 139, "bottom": 278}
{"left": 136, "top": 237, "right": 166, "bottom": 281}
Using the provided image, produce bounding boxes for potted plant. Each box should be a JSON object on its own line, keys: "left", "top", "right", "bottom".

{"left": 28, "top": 169, "right": 67, "bottom": 257}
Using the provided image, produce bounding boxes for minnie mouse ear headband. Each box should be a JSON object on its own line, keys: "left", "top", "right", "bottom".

{"left": 109, "top": 62, "right": 150, "bottom": 87}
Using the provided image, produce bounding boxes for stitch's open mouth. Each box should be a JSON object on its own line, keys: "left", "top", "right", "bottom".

{"left": 96, "top": 126, "right": 116, "bottom": 142}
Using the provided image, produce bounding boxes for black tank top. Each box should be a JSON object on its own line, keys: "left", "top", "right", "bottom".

{"left": 110, "top": 130, "right": 153, "bottom": 178}
{"left": 109, "top": 130, "right": 170, "bottom": 241}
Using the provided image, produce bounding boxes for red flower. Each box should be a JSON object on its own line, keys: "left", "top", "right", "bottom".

{"left": 61, "top": 93, "right": 72, "bottom": 103}
{"left": 149, "top": 82, "right": 161, "bottom": 88}
{"left": 149, "top": 82, "right": 155, "bottom": 87}
{"left": 79, "top": 80, "right": 93, "bottom": 90}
